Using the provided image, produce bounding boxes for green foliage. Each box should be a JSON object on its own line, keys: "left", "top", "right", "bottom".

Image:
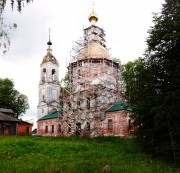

{"left": 0, "top": 136, "right": 179, "bottom": 173}
{"left": 0, "top": 78, "right": 29, "bottom": 118}
{"left": 60, "top": 73, "right": 71, "bottom": 95}
{"left": 122, "top": 0, "right": 180, "bottom": 162}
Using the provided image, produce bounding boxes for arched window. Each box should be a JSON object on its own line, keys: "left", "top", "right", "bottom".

{"left": 52, "top": 69, "right": 55, "bottom": 80}
{"left": 77, "top": 69, "right": 81, "bottom": 79}
{"left": 52, "top": 125, "right": 54, "bottom": 133}
{"left": 45, "top": 125, "right": 48, "bottom": 133}
{"left": 87, "top": 122, "right": 90, "bottom": 131}
{"left": 68, "top": 102, "right": 71, "bottom": 110}
{"left": 43, "top": 68, "right": 47, "bottom": 81}
{"left": 108, "top": 119, "right": 113, "bottom": 130}
{"left": 77, "top": 100, "right": 80, "bottom": 107}
{"left": 87, "top": 97, "right": 90, "bottom": 109}
{"left": 58, "top": 124, "right": 61, "bottom": 133}
{"left": 68, "top": 124, "right": 71, "bottom": 132}
{"left": 78, "top": 69, "right": 81, "bottom": 76}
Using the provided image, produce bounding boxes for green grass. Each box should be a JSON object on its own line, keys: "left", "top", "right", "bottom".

{"left": 0, "top": 136, "right": 179, "bottom": 173}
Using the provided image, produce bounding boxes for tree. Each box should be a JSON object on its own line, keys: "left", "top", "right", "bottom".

{"left": 0, "top": 0, "right": 33, "bottom": 13}
{"left": 0, "top": 78, "right": 29, "bottom": 118}
{"left": 0, "top": 0, "right": 33, "bottom": 54}
{"left": 122, "top": 0, "right": 180, "bottom": 162}
{"left": 60, "top": 73, "right": 71, "bottom": 96}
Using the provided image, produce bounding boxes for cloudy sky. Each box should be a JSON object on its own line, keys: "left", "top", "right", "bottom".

{"left": 0, "top": 0, "right": 164, "bottom": 128}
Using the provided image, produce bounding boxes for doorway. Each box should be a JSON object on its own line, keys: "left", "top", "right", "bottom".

{"left": 76, "top": 122, "right": 81, "bottom": 135}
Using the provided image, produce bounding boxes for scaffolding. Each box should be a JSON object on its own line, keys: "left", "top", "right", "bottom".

{"left": 58, "top": 25, "right": 123, "bottom": 137}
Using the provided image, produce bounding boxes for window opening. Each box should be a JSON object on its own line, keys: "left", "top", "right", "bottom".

{"left": 68, "top": 102, "right": 71, "bottom": 110}
{"left": 108, "top": 119, "right": 113, "bottom": 130}
{"left": 77, "top": 100, "right": 80, "bottom": 107}
{"left": 52, "top": 69, "right": 55, "bottom": 80}
{"left": 58, "top": 124, "right": 61, "bottom": 133}
{"left": 76, "top": 123, "right": 81, "bottom": 135}
{"left": 52, "top": 125, "right": 54, "bottom": 133}
{"left": 78, "top": 69, "right": 81, "bottom": 76}
{"left": 68, "top": 124, "right": 71, "bottom": 132}
{"left": 87, "top": 97, "right": 90, "bottom": 109}
{"left": 45, "top": 125, "right": 48, "bottom": 133}
{"left": 87, "top": 122, "right": 90, "bottom": 131}
{"left": 43, "top": 68, "right": 47, "bottom": 81}
{"left": 26, "top": 127, "right": 29, "bottom": 134}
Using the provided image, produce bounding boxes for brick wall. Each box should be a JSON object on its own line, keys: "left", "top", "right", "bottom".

{"left": 100, "top": 110, "right": 130, "bottom": 138}
{"left": 37, "top": 118, "right": 59, "bottom": 136}
{"left": 18, "top": 123, "right": 32, "bottom": 135}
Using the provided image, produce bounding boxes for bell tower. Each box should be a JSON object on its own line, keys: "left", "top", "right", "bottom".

{"left": 37, "top": 31, "right": 60, "bottom": 120}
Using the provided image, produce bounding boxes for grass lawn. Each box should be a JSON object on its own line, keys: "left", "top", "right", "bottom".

{"left": 0, "top": 136, "right": 179, "bottom": 173}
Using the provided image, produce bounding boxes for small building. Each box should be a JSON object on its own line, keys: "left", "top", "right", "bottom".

{"left": 100, "top": 101, "right": 132, "bottom": 137}
{"left": 17, "top": 120, "right": 33, "bottom": 135}
{"left": 0, "top": 109, "right": 33, "bottom": 135}
{"left": 37, "top": 111, "right": 59, "bottom": 136}
{"left": 0, "top": 111, "right": 19, "bottom": 135}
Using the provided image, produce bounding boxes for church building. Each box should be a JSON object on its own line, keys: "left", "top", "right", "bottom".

{"left": 37, "top": 37, "right": 60, "bottom": 136}
{"left": 37, "top": 4, "right": 132, "bottom": 137}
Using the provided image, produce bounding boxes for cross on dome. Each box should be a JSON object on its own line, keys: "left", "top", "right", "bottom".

{"left": 47, "top": 28, "right": 52, "bottom": 47}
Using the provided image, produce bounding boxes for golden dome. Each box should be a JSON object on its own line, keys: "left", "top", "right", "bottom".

{"left": 78, "top": 42, "right": 110, "bottom": 60}
{"left": 88, "top": 11, "right": 98, "bottom": 23}
{"left": 88, "top": 0, "right": 98, "bottom": 23}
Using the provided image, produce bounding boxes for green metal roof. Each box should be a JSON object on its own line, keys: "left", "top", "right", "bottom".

{"left": 106, "top": 101, "right": 130, "bottom": 112}
{"left": 38, "top": 111, "right": 58, "bottom": 121}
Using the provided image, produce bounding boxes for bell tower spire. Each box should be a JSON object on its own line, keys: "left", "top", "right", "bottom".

{"left": 47, "top": 28, "right": 52, "bottom": 54}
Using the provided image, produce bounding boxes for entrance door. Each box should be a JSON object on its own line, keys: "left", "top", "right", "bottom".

{"left": 26, "top": 126, "right": 30, "bottom": 134}
{"left": 76, "top": 122, "right": 81, "bottom": 135}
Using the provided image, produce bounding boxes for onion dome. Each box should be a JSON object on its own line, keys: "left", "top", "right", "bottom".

{"left": 41, "top": 48, "right": 58, "bottom": 65}
{"left": 47, "top": 40, "right": 52, "bottom": 46}
{"left": 88, "top": 0, "right": 98, "bottom": 24}
{"left": 88, "top": 11, "right": 98, "bottom": 23}
{"left": 41, "top": 36, "right": 58, "bottom": 65}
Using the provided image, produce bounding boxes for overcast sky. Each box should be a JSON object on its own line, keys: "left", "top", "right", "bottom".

{"left": 0, "top": 0, "right": 164, "bottom": 128}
